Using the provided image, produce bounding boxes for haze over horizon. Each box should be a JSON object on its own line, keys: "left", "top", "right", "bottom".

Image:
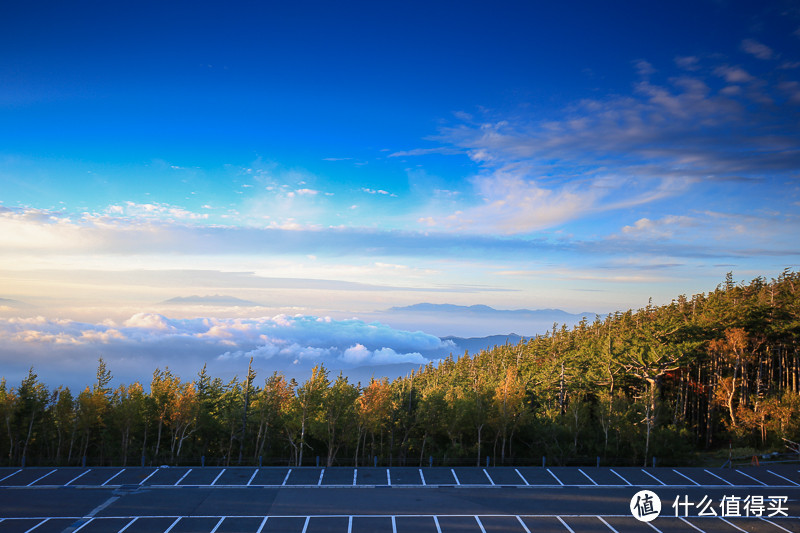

{"left": 1, "top": 1, "right": 799, "bottom": 387}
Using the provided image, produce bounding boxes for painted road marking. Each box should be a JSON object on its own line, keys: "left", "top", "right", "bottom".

{"left": 163, "top": 516, "right": 182, "bottom": 533}
{"left": 556, "top": 516, "right": 575, "bottom": 533}
{"left": 703, "top": 469, "right": 733, "bottom": 486}
{"left": 419, "top": 469, "right": 426, "bottom": 486}
{"left": 139, "top": 470, "right": 158, "bottom": 485}
{"left": 515, "top": 468, "right": 530, "bottom": 486}
{"left": 301, "top": 516, "right": 310, "bottom": 533}
{"left": 673, "top": 469, "right": 700, "bottom": 486}
{"left": 433, "top": 516, "right": 442, "bottom": 533}
{"left": 209, "top": 516, "right": 225, "bottom": 533}
{"left": 64, "top": 469, "right": 91, "bottom": 486}
{"left": 317, "top": 468, "right": 324, "bottom": 486}
{"left": 282, "top": 469, "right": 292, "bottom": 486}
{"left": 719, "top": 516, "right": 747, "bottom": 532}
{"left": 118, "top": 517, "right": 138, "bottom": 533}
{"left": 547, "top": 468, "right": 563, "bottom": 486}
{"left": 353, "top": 469, "right": 357, "bottom": 485}
{"left": 102, "top": 468, "right": 126, "bottom": 486}
{"left": 211, "top": 468, "right": 225, "bottom": 486}
{"left": 760, "top": 517, "right": 793, "bottom": 533}
{"left": 736, "top": 469, "right": 767, "bottom": 486}
{"left": 174, "top": 468, "right": 192, "bottom": 485}
{"left": 23, "top": 518, "right": 49, "bottom": 533}
{"left": 451, "top": 468, "right": 460, "bottom": 485}
{"left": 516, "top": 515, "right": 532, "bottom": 533}
{"left": 483, "top": 469, "right": 495, "bottom": 485}
{"left": 597, "top": 516, "right": 619, "bottom": 532}
{"left": 677, "top": 516, "right": 705, "bottom": 532}
{"left": 347, "top": 515, "right": 353, "bottom": 533}
{"left": 71, "top": 518, "right": 94, "bottom": 533}
{"left": 768, "top": 469, "right": 799, "bottom": 486}
{"left": 609, "top": 469, "right": 631, "bottom": 486}
{"left": 255, "top": 516, "right": 269, "bottom": 533}
{"left": 391, "top": 515, "right": 397, "bottom": 533}
{"left": 475, "top": 515, "right": 487, "bottom": 533}
{"left": 0, "top": 469, "right": 21, "bottom": 483}
{"left": 578, "top": 468, "right": 597, "bottom": 485}
{"left": 26, "top": 469, "right": 56, "bottom": 486}
{"left": 387, "top": 468, "right": 391, "bottom": 486}
{"left": 640, "top": 469, "right": 666, "bottom": 486}
{"left": 646, "top": 521, "right": 664, "bottom": 533}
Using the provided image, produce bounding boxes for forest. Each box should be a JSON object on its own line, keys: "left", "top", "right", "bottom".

{"left": 1, "top": 271, "right": 799, "bottom": 468}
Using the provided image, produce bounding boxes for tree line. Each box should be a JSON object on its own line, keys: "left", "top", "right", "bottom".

{"left": 2, "top": 270, "right": 799, "bottom": 467}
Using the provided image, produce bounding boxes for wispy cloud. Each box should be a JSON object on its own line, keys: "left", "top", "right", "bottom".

{"left": 741, "top": 39, "right": 774, "bottom": 60}
{"left": 413, "top": 55, "right": 800, "bottom": 236}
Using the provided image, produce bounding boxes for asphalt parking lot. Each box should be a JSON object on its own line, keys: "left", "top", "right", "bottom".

{"left": 0, "top": 466, "right": 797, "bottom": 532}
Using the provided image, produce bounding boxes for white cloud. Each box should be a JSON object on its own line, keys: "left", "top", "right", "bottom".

{"left": 714, "top": 65, "right": 754, "bottom": 84}
{"left": 741, "top": 39, "right": 773, "bottom": 60}
{"left": 0, "top": 313, "right": 446, "bottom": 371}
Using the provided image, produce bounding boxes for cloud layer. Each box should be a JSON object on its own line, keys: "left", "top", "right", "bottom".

{"left": 0, "top": 313, "right": 455, "bottom": 388}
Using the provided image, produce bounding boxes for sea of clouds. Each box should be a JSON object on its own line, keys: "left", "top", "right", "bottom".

{"left": 0, "top": 313, "right": 454, "bottom": 388}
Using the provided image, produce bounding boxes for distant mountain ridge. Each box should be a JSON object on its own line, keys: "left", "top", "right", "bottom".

{"left": 388, "top": 303, "right": 595, "bottom": 320}
{"left": 161, "top": 295, "right": 261, "bottom": 306}
{"left": 0, "top": 297, "right": 31, "bottom": 308}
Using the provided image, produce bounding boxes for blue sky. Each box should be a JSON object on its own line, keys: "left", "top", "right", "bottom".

{"left": 1, "top": 0, "right": 799, "bottom": 385}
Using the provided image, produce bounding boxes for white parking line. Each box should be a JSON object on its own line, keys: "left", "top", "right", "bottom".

{"left": 301, "top": 516, "right": 310, "bottom": 533}
{"left": 703, "top": 469, "right": 733, "bottom": 486}
{"left": 26, "top": 469, "right": 56, "bottom": 486}
{"left": 678, "top": 516, "right": 705, "bottom": 532}
{"left": 514, "top": 469, "right": 530, "bottom": 486}
{"left": 475, "top": 515, "right": 487, "bottom": 533}
{"left": 282, "top": 469, "right": 292, "bottom": 486}
{"left": 419, "top": 469, "right": 426, "bottom": 486}
{"left": 353, "top": 469, "right": 357, "bottom": 485}
{"left": 451, "top": 469, "right": 461, "bottom": 485}
{"left": 317, "top": 468, "right": 325, "bottom": 486}
{"left": 0, "top": 469, "right": 21, "bottom": 483}
{"left": 556, "top": 516, "right": 575, "bottom": 532}
{"left": 433, "top": 515, "right": 442, "bottom": 533}
{"left": 118, "top": 517, "right": 138, "bottom": 533}
{"left": 516, "top": 515, "right": 532, "bottom": 533}
{"left": 102, "top": 468, "right": 126, "bottom": 486}
{"left": 547, "top": 468, "right": 563, "bottom": 486}
{"left": 348, "top": 515, "right": 353, "bottom": 533}
{"left": 163, "top": 516, "right": 182, "bottom": 533}
{"left": 483, "top": 469, "right": 495, "bottom": 485}
{"left": 65, "top": 469, "right": 91, "bottom": 486}
{"left": 24, "top": 518, "right": 49, "bottom": 533}
{"left": 71, "top": 518, "right": 94, "bottom": 533}
{"left": 174, "top": 468, "right": 192, "bottom": 486}
{"left": 247, "top": 469, "right": 259, "bottom": 486}
{"left": 645, "top": 521, "right": 664, "bottom": 533}
{"left": 256, "top": 516, "right": 269, "bottom": 533}
{"left": 391, "top": 515, "right": 397, "bottom": 533}
{"left": 139, "top": 470, "right": 158, "bottom": 485}
{"left": 672, "top": 469, "right": 700, "bottom": 486}
{"left": 209, "top": 516, "right": 226, "bottom": 533}
{"left": 609, "top": 469, "right": 631, "bottom": 486}
{"left": 760, "top": 517, "right": 793, "bottom": 533}
{"left": 387, "top": 468, "right": 391, "bottom": 486}
{"left": 211, "top": 468, "right": 225, "bottom": 486}
{"left": 736, "top": 469, "right": 767, "bottom": 486}
{"left": 597, "top": 516, "right": 619, "bottom": 532}
{"left": 768, "top": 469, "right": 799, "bottom": 486}
{"left": 640, "top": 469, "right": 666, "bottom": 486}
{"left": 719, "top": 516, "right": 747, "bottom": 532}
{"left": 578, "top": 468, "right": 597, "bottom": 485}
